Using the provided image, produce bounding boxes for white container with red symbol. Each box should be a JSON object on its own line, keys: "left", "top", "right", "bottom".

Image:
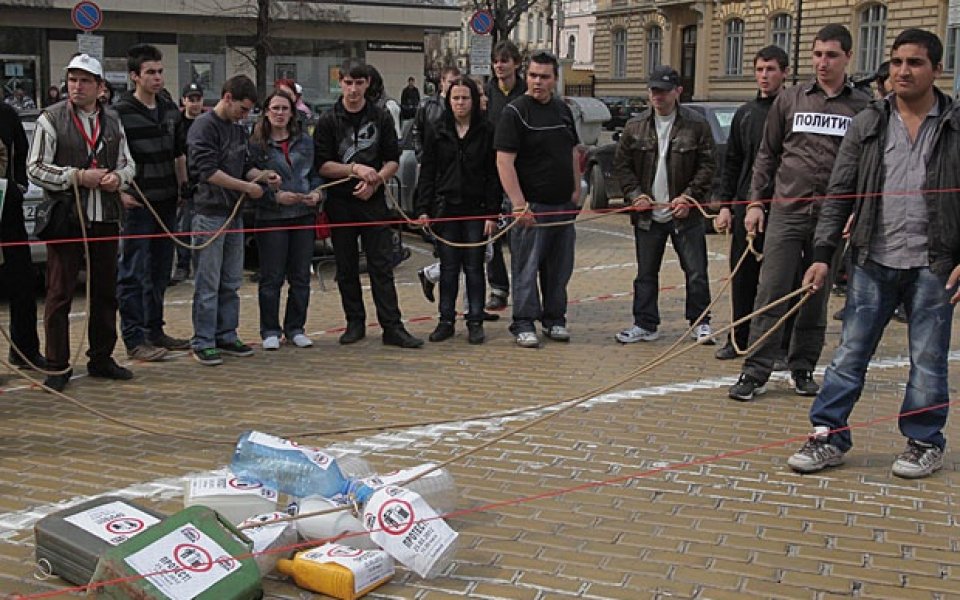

{"left": 183, "top": 471, "right": 279, "bottom": 525}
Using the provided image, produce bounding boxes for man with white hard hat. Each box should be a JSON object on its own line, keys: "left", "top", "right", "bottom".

{"left": 27, "top": 53, "right": 137, "bottom": 392}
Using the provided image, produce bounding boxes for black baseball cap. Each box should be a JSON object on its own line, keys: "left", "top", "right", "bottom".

{"left": 182, "top": 82, "right": 204, "bottom": 98}
{"left": 648, "top": 66, "right": 680, "bottom": 90}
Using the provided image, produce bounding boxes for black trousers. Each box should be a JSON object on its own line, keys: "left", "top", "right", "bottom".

{"left": 1, "top": 187, "right": 41, "bottom": 360}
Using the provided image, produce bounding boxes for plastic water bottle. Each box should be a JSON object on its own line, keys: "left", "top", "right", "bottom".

{"left": 230, "top": 431, "right": 374, "bottom": 502}
{"left": 336, "top": 455, "right": 374, "bottom": 478}
{"left": 295, "top": 496, "right": 377, "bottom": 550}
{"left": 360, "top": 464, "right": 457, "bottom": 515}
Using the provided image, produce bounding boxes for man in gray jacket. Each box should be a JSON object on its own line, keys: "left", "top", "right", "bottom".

{"left": 788, "top": 29, "right": 960, "bottom": 479}
{"left": 729, "top": 24, "right": 872, "bottom": 401}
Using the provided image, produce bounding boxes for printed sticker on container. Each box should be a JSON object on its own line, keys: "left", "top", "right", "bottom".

{"left": 63, "top": 501, "right": 161, "bottom": 546}
{"left": 361, "top": 464, "right": 439, "bottom": 489}
{"left": 247, "top": 431, "right": 335, "bottom": 471}
{"left": 188, "top": 474, "right": 278, "bottom": 500}
{"left": 239, "top": 512, "right": 291, "bottom": 554}
{"left": 362, "top": 487, "right": 457, "bottom": 578}
{"left": 301, "top": 543, "right": 394, "bottom": 594}
{"left": 123, "top": 524, "right": 240, "bottom": 600}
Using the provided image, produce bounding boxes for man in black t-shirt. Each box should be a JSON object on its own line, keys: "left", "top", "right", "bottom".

{"left": 495, "top": 51, "right": 581, "bottom": 348}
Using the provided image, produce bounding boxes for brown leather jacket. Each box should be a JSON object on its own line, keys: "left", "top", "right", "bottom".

{"left": 612, "top": 104, "right": 714, "bottom": 228}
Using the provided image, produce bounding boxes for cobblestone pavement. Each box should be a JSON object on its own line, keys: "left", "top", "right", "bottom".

{"left": 0, "top": 216, "right": 957, "bottom": 599}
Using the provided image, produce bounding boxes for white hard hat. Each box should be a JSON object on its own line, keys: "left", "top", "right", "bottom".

{"left": 65, "top": 54, "right": 103, "bottom": 78}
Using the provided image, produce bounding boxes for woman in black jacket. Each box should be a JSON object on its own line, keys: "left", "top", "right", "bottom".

{"left": 416, "top": 76, "right": 500, "bottom": 344}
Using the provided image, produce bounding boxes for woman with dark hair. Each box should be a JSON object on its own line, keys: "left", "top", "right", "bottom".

{"left": 365, "top": 65, "right": 402, "bottom": 138}
{"left": 43, "top": 85, "right": 62, "bottom": 107}
{"left": 415, "top": 76, "right": 500, "bottom": 344}
{"left": 248, "top": 90, "right": 323, "bottom": 350}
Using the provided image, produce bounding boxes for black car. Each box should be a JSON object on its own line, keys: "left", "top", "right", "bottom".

{"left": 598, "top": 96, "right": 646, "bottom": 131}
{"left": 585, "top": 102, "right": 740, "bottom": 211}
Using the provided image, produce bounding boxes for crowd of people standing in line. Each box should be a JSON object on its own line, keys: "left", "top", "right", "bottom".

{"left": 2, "top": 25, "right": 960, "bottom": 481}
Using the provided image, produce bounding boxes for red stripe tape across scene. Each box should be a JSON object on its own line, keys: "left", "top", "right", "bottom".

{"left": 2, "top": 186, "right": 957, "bottom": 249}
{"left": 9, "top": 401, "right": 951, "bottom": 599}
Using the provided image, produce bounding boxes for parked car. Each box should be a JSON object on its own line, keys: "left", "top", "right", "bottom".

{"left": 585, "top": 101, "right": 741, "bottom": 211}
{"left": 18, "top": 110, "right": 47, "bottom": 271}
{"left": 598, "top": 96, "right": 646, "bottom": 131}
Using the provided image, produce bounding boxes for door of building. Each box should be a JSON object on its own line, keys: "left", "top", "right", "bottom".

{"left": 680, "top": 26, "right": 697, "bottom": 102}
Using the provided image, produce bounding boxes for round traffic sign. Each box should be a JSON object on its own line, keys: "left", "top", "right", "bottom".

{"left": 71, "top": 1, "right": 103, "bottom": 32}
{"left": 470, "top": 10, "right": 494, "bottom": 36}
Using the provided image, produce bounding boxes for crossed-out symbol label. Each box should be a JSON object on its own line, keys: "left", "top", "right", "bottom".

{"left": 377, "top": 498, "right": 415, "bottom": 536}
{"left": 173, "top": 543, "right": 213, "bottom": 573}
{"left": 105, "top": 517, "right": 145, "bottom": 535}
{"left": 228, "top": 477, "right": 262, "bottom": 490}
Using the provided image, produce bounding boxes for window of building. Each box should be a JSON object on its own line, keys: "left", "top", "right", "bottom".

{"left": 646, "top": 25, "right": 662, "bottom": 75}
{"left": 858, "top": 4, "right": 887, "bottom": 74}
{"left": 537, "top": 14, "right": 544, "bottom": 42}
{"left": 947, "top": 25, "right": 959, "bottom": 72}
{"left": 527, "top": 14, "right": 533, "bottom": 42}
{"left": 567, "top": 34, "right": 576, "bottom": 60}
{"left": 612, "top": 28, "right": 627, "bottom": 79}
{"left": 724, "top": 18, "right": 744, "bottom": 76}
{"left": 771, "top": 13, "right": 792, "bottom": 56}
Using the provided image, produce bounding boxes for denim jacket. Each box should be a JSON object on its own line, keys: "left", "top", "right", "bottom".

{"left": 248, "top": 131, "right": 322, "bottom": 222}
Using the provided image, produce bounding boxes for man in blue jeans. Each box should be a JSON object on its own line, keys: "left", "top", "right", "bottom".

{"left": 115, "top": 44, "right": 191, "bottom": 362}
{"left": 495, "top": 51, "right": 580, "bottom": 348}
{"left": 788, "top": 29, "right": 960, "bottom": 479}
{"left": 187, "top": 75, "right": 280, "bottom": 366}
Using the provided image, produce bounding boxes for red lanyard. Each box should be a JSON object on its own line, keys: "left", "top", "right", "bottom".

{"left": 71, "top": 109, "right": 101, "bottom": 168}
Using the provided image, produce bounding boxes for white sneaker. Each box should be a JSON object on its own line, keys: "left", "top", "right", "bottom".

{"left": 692, "top": 323, "right": 716, "bottom": 345}
{"left": 544, "top": 325, "right": 570, "bottom": 342}
{"left": 262, "top": 336, "right": 281, "bottom": 351}
{"left": 615, "top": 325, "right": 659, "bottom": 343}
{"left": 291, "top": 334, "right": 313, "bottom": 348}
{"left": 515, "top": 331, "right": 540, "bottom": 348}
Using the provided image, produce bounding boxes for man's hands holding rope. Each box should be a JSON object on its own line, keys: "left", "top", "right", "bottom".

{"left": 351, "top": 163, "right": 382, "bottom": 201}
{"left": 630, "top": 193, "right": 692, "bottom": 219}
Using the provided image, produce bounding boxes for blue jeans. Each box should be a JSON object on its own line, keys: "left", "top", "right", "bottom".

{"left": 255, "top": 215, "right": 314, "bottom": 339}
{"left": 436, "top": 219, "right": 486, "bottom": 323}
{"left": 810, "top": 260, "right": 954, "bottom": 451}
{"left": 509, "top": 202, "right": 576, "bottom": 334}
{"left": 191, "top": 213, "right": 244, "bottom": 350}
{"left": 175, "top": 196, "right": 194, "bottom": 272}
{"left": 631, "top": 218, "right": 711, "bottom": 331}
{"left": 117, "top": 203, "right": 177, "bottom": 348}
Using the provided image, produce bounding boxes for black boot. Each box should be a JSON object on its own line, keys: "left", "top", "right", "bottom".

{"left": 467, "top": 321, "right": 485, "bottom": 345}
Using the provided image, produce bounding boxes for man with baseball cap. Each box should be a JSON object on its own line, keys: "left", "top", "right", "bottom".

{"left": 27, "top": 53, "right": 137, "bottom": 392}
{"left": 612, "top": 64, "right": 716, "bottom": 345}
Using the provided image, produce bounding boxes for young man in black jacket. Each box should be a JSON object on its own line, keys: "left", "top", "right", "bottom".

{"left": 115, "top": 44, "right": 191, "bottom": 362}
{"left": 314, "top": 59, "right": 422, "bottom": 348}
{"left": 713, "top": 45, "right": 789, "bottom": 360}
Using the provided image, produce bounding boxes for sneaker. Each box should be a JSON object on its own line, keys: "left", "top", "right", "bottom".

{"left": 485, "top": 292, "right": 508, "bottom": 311}
{"left": 417, "top": 269, "right": 436, "bottom": 303}
{"left": 891, "top": 440, "right": 943, "bottom": 479}
{"left": 544, "top": 325, "right": 570, "bottom": 342}
{"left": 892, "top": 304, "right": 909, "bottom": 323}
{"left": 791, "top": 370, "right": 820, "bottom": 396}
{"left": 193, "top": 348, "right": 223, "bottom": 366}
{"left": 714, "top": 343, "right": 738, "bottom": 360}
{"left": 515, "top": 331, "right": 540, "bottom": 348}
{"left": 833, "top": 307, "right": 845, "bottom": 321}
{"left": 126, "top": 343, "right": 168, "bottom": 362}
{"left": 429, "top": 321, "right": 455, "bottom": 343}
{"left": 87, "top": 359, "right": 134, "bottom": 380}
{"left": 787, "top": 430, "right": 845, "bottom": 473}
{"left": 481, "top": 310, "right": 501, "bottom": 322}
{"left": 692, "top": 323, "right": 716, "bottom": 345}
{"left": 170, "top": 266, "right": 189, "bottom": 285}
{"left": 149, "top": 333, "right": 191, "bottom": 351}
{"left": 290, "top": 334, "right": 313, "bottom": 348}
{"left": 467, "top": 321, "right": 485, "bottom": 345}
{"left": 262, "top": 335, "right": 281, "bottom": 351}
{"left": 8, "top": 352, "right": 47, "bottom": 370}
{"left": 615, "top": 325, "right": 659, "bottom": 344}
{"left": 217, "top": 340, "right": 255, "bottom": 357}
{"left": 728, "top": 373, "right": 767, "bottom": 402}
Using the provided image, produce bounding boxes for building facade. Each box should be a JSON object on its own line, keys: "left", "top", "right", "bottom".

{"left": 594, "top": 0, "right": 956, "bottom": 101}
{"left": 0, "top": 0, "right": 460, "bottom": 110}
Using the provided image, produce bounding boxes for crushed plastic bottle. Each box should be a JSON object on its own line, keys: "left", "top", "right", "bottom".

{"left": 294, "top": 496, "right": 377, "bottom": 550}
{"left": 238, "top": 511, "right": 298, "bottom": 575}
{"left": 359, "top": 464, "right": 457, "bottom": 515}
{"left": 230, "top": 431, "right": 375, "bottom": 501}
